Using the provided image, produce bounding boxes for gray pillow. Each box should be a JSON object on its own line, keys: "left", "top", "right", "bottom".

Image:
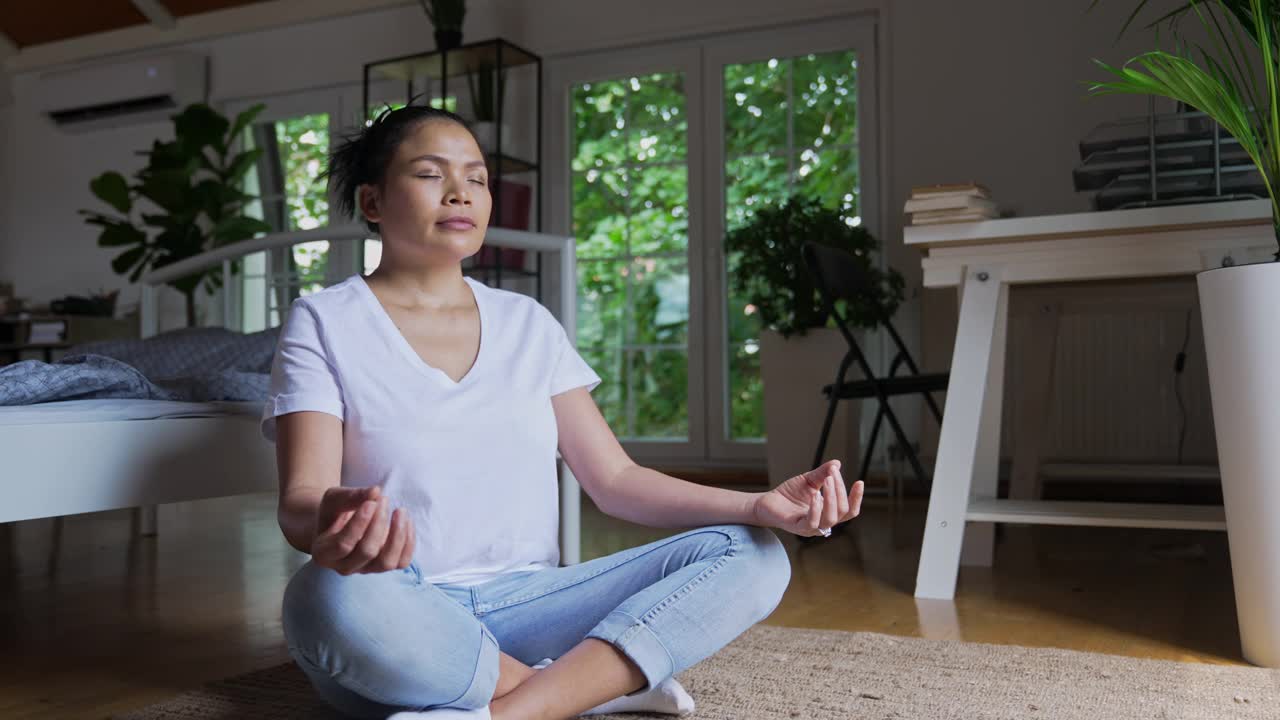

{"left": 68, "top": 326, "right": 282, "bottom": 380}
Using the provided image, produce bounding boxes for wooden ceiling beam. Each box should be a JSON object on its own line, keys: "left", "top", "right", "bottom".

{"left": 4, "top": 0, "right": 417, "bottom": 73}
{"left": 130, "top": 0, "right": 179, "bottom": 30}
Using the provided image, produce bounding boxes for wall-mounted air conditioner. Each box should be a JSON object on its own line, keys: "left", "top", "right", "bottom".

{"left": 28, "top": 52, "right": 207, "bottom": 133}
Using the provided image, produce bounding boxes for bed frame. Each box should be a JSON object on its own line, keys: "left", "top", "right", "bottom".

{"left": 2, "top": 224, "right": 589, "bottom": 565}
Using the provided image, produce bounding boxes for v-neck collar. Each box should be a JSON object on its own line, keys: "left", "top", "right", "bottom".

{"left": 354, "top": 274, "right": 486, "bottom": 388}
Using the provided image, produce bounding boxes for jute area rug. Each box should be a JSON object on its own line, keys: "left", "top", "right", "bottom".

{"left": 118, "top": 624, "right": 1279, "bottom": 719}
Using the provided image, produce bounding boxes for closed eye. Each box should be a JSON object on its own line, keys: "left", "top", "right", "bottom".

{"left": 417, "top": 174, "right": 442, "bottom": 179}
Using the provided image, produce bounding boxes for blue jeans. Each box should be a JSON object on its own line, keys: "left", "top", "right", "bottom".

{"left": 282, "top": 523, "right": 791, "bottom": 718}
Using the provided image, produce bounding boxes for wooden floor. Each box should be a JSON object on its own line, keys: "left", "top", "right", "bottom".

{"left": 0, "top": 488, "right": 1243, "bottom": 719}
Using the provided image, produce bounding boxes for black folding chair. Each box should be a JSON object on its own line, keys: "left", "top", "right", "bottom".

{"left": 801, "top": 241, "right": 949, "bottom": 495}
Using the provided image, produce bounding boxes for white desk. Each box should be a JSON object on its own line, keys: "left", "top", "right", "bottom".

{"left": 906, "top": 198, "right": 1276, "bottom": 600}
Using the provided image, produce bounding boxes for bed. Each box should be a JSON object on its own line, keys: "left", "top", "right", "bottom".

{"left": 1, "top": 224, "right": 589, "bottom": 565}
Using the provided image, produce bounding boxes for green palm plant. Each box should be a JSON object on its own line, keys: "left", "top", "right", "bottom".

{"left": 1089, "top": 0, "right": 1280, "bottom": 257}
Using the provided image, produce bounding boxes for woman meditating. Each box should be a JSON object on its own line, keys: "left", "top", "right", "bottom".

{"left": 262, "top": 105, "right": 864, "bottom": 720}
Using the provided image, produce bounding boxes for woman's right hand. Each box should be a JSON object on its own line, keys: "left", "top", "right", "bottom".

{"left": 311, "top": 485, "right": 415, "bottom": 575}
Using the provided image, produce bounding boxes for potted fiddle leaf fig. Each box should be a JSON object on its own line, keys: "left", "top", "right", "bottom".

{"left": 80, "top": 103, "right": 272, "bottom": 328}
{"left": 725, "top": 196, "right": 904, "bottom": 487}
{"left": 420, "top": 0, "right": 466, "bottom": 50}
{"left": 1090, "top": 0, "right": 1280, "bottom": 668}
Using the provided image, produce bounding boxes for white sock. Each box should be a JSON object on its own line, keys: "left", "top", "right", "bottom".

{"left": 531, "top": 657, "right": 695, "bottom": 716}
{"left": 387, "top": 707, "right": 490, "bottom": 719}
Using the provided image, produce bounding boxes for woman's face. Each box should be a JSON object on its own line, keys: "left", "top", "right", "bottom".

{"left": 361, "top": 119, "right": 492, "bottom": 265}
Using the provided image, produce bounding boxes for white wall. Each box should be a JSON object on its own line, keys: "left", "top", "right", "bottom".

{"left": 884, "top": 1, "right": 1178, "bottom": 457}
{"left": 886, "top": 1, "right": 1173, "bottom": 274}
{"left": 890, "top": 2, "right": 1161, "bottom": 222}
{"left": 3, "top": 108, "right": 168, "bottom": 305}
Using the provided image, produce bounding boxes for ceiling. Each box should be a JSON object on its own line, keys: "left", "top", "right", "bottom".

{"left": 0, "top": 0, "right": 276, "bottom": 49}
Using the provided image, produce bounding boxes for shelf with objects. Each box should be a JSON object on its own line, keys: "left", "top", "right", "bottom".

{"left": 363, "top": 38, "right": 544, "bottom": 298}
{"left": 1073, "top": 101, "right": 1268, "bottom": 211}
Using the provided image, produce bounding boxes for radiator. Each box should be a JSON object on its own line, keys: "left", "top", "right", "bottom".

{"left": 1001, "top": 279, "right": 1218, "bottom": 467}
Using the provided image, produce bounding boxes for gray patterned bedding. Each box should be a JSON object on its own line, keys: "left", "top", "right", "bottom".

{"left": 0, "top": 327, "right": 280, "bottom": 405}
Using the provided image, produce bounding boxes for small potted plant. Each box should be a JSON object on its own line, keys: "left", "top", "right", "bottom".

{"left": 80, "top": 103, "right": 272, "bottom": 328}
{"left": 468, "top": 61, "right": 510, "bottom": 154}
{"left": 1090, "top": 0, "right": 1280, "bottom": 668}
{"left": 420, "top": 0, "right": 466, "bottom": 51}
{"left": 725, "top": 196, "right": 904, "bottom": 487}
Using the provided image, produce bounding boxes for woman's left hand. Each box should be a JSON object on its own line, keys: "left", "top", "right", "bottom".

{"left": 751, "top": 459, "right": 864, "bottom": 537}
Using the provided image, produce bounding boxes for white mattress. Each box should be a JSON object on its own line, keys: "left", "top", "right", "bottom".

{"left": 0, "top": 399, "right": 264, "bottom": 426}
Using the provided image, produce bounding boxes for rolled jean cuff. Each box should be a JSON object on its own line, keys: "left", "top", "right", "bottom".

{"left": 585, "top": 610, "right": 674, "bottom": 696}
{"left": 449, "top": 626, "right": 501, "bottom": 709}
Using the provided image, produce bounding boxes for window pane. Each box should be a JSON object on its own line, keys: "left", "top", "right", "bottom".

{"left": 243, "top": 112, "right": 330, "bottom": 321}
{"left": 793, "top": 51, "right": 857, "bottom": 150}
{"left": 722, "top": 94, "right": 786, "bottom": 442}
{"left": 573, "top": 168, "right": 629, "bottom": 259}
{"left": 283, "top": 120, "right": 328, "bottom": 296}
{"left": 628, "top": 257, "right": 688, "bottom": 346}
{"left": 725, "top": 152, "right": 788, "bottom": 232}
{"left": 293, "top": 241, "right": 330, "bottom": 297}
{"left": 724, "top": 59, "right": 788, "bottom": 156}
{"left": 630, "top": 349, "right": 689, "bottom": 438}
{"left": 573, "top": 71, "right": 690, "bottom": 444}
{"left": 726, "top": 251, "right": 763, "bottom": 345}
{"left": 627, "top": 73, "right": 687, "bottom": 165}
{"left": 578, "top": 260, "right": 626, "bottom": 350}
{"left": 729, "top": 342, "right": 765, "bottom": 440}
{"left": 245, "top": 113, "right": 329, "bottom": 235}
{"left": 573, "top": 81, "right": 628, "bottom": 171}
{"left": 582, "top": 347, "right": 626, "bottom": 430}
{"left": 430, "top": 96, "right": 458, "bottom": 112}
{"left": 794, "top": 148, "right": 860, "bottom": 223}
{"left": 629, "top": 164, "right": 688, "bottom": 256}
{"left": 276, "top": 115, "right": 330, "bottom": 230}
{"left": 722, "top": 47, "right": 859, "bottom": 444}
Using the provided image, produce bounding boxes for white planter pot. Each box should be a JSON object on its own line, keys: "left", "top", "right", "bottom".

{"left": 759, "top": 327, "right": 862, "bottom": 489}
{"left": 472, "top": 121, "right": 512, "bottom": 155}
{"left": 1198, "top": 260, "right": 1280, "bottom": 668}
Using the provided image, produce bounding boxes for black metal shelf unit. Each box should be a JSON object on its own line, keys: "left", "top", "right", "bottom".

{"left": 363, "top": 38, "right": 544, "bottom": 292}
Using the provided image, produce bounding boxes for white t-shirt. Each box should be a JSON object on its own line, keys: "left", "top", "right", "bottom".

{"left": 261, "top": 274, "right": 601, "bottom": 586}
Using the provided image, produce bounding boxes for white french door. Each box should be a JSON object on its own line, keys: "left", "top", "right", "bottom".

{"left": 703, "top": 20, "right": 880, "bottom": 462}
{"left": 548, "top": 17, "right": 879, "bottom": 467}
{"left": 547, "top": 46, "right": 707, "bottom": 464}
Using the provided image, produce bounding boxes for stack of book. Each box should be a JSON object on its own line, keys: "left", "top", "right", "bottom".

{"left": 905, "top": 183, "right": 998, "bottom": 225}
